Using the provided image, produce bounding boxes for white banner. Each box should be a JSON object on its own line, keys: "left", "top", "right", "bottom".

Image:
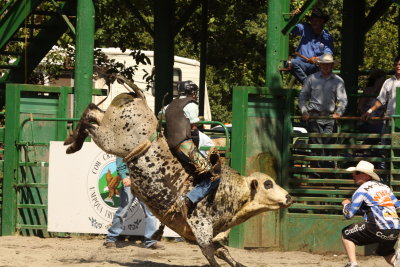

{"left": 48, "top": 141, "right": 178, "bottom": 237}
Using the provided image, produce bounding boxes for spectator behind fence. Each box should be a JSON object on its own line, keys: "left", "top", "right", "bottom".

{"left": 361, "top": 55, "right": 400, "bottom": 124}
{"left": 356, "top": 70, "right": 386, "bottom": 168}
{"left": 290, "top": 8, "right": 334, "bottom": 84}
{"left": 298, "top": 53, "right": 347, "bottom": 177}
{"left": 361, "top": 56, "right": 400, "bottom": 175}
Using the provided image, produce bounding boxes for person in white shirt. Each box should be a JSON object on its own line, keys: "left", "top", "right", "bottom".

{"left": 362, "top": 55, "right": 400, "bottom": 121}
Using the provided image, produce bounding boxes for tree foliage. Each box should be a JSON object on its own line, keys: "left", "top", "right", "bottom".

{"left": 24, "top": 0, "right": 400, "bottom": 121}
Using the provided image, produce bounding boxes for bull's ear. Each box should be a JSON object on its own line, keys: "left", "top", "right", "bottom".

{"left": 251, "top": 179, "right": 258, "bottom": 189}
{"left": 250, "top": 180, "right": 258, "bottom": 200}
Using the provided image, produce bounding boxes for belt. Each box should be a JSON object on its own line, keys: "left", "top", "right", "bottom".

{"left": 309, "top": 110, "right": 332, "bottom": 116}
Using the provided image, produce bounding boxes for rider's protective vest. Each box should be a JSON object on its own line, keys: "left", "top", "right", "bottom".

{"left": 165, "top": 97, "right": 198, "bottom": 148}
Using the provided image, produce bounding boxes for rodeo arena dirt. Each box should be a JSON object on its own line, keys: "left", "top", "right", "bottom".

{"left": 0, "top": 235, "right": 391, "bottom": 267}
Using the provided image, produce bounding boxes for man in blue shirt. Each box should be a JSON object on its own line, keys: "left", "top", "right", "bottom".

{"left": 290, "top": 8, "right": 333, "bottom": 84}
{"left": 104, "top": 157, "right": 164, "bottom": 249}
{"left": 341, "top": 160, "right": 400, "bottom": 267}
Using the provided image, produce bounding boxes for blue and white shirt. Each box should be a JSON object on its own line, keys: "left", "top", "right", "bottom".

{"left": 343, "top": 180, "right": 400, "bottom": 229}
{"left": 116, "top": 157, "right": 129, "bottom": 179}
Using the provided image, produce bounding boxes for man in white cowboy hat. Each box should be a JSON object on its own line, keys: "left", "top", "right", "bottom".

{"left": 290, "top": 7, "right": 334, "bottom": 84}
{"left": 298, "top": 53, "right": 347, "bottom": 176}
{"left": 341, "top": 160, "right": 400, "bottom": 267}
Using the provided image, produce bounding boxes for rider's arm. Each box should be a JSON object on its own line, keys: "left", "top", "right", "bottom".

{"left": 183, "top": 102, "right": 200, "bottom": 124}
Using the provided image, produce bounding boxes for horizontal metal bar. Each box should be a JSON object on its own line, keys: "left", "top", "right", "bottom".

{"left": 17, "top": 204, "right": 47, "bottom": 209}
{"left": 289, "top": 178, "right": 354, "bottom": 184}
{"left": 16, "top": 142, "right": 49, "bottom": 146}
{"left": 291, "top": 144, "right": 392, "bottom": 149}
{"left": 290, "top": 167, "right": 389, "bottom": 174}
{"left": 13, "top": 85, "right": 73, "bottom": 93}
{"left": 291, "top": 115, "right": 391, "bottom": 120}
{"left": 291, "top": 155, "right": 392, "bottom": 162}
{"left": 289, "top": 188, "right": 354, "bottom": 194}
{"left": 294, "top": 197, "right": 343, "bottom": 203}
{"left": 15, "top": 183, "right": 48, "bottom": 188}
{"left": 18, "top": 161, "right": 48, "bottom": 167}
{"left": 291, "top": 133, "right": 392, "bottom": 138}
{"left": 289, "top": 204, "right": 342, "bottom": 210}
{"left": 21, "top": 117, "right": 80, "bottom": 122}
{"left": 12, "top": 85, "right": 106, "bottom": 96}
{"left": 16, "top": 224, "right": 47, "bottom": 230}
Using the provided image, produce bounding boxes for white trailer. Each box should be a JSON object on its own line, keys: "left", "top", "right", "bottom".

{"left": 93, "top": 48, "right": 212, "bottom": 120}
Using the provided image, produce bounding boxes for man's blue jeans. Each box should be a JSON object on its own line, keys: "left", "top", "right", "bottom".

{"left": 290, "top": 57, "right": 318, "bottom": 84}
{"left": 187, "top": 179, "right": 220, "bottom": 204}
{"left": 106, "top": 185, "right": 158, "bottom": 247}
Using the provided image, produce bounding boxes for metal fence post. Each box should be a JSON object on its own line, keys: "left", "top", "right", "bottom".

{"left": 2, "top": 84, "right": 21, "bottom": 235}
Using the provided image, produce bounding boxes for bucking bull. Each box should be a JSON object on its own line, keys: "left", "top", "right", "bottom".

{"left": 64, "top": 83, "right": 292, "bottom": 267}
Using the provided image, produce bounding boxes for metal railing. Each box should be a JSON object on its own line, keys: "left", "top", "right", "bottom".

{"left": 288, "top": 115, "right": 395, "bottom": 214}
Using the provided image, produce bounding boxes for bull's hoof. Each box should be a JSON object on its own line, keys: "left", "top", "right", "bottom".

{"left": 151, "top": 224, "right": 165, "bottom": 241}
{"left": 64, "top": 135, "right": 75, "bottom": 145}
{"left": 66, "top": 144, "right": 81, "bottom": 154}
{"left": 235, "top": 263, "right": 247, "bottom": 267}
{"left": 66, "top": 146, "right": 76, "bottom": 154}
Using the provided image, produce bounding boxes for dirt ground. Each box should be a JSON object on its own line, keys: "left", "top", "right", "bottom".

{"left": 0, "top": 235, "right": 391, "bottom": 267}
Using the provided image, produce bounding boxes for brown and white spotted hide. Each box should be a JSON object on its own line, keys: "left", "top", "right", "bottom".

{"left": 65, "top": 92, "right": 292, "bottom": 267}
{"left": 76, "top": 93, "right": 158, "bottom": 157}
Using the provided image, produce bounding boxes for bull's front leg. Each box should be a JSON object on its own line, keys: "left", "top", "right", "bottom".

{"left": 214, "top": 241, "right": 247, "bottom": 267}
{"left": 188, "top": 217, "right": 221, "bottom": 267}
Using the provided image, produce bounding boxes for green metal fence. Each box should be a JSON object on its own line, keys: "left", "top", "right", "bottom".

{"left": 1, "top": 84, "right": 104, "bottom": 236}
{"left": 228, "top": 85, "right": 400, "bottom": 254}
{"left": 284, "top": 113, "right": 400, "bottom": 253}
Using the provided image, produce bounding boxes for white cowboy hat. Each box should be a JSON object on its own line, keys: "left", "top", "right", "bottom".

{"left": 345, "top": 160, "right": 380, "bottom": 181}
{"left": 318, "top": 53, "right": 335, "bottom": 64}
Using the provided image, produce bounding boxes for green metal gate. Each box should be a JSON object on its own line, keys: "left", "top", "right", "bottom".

{"left": 1, "top": 84, "right": 103, "bottom": 236}
{"left": 229, "top": 86, "right": 292, "bottom": 248}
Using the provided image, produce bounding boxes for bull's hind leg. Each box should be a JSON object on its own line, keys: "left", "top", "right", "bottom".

{"left": 65, "top": 103, "right": 104, "bottom": 154}
{"left": 214, "top": 241, "right": 247, "bottom": 267}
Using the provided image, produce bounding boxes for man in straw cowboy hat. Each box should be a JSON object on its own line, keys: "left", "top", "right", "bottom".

{"left": 341, "top": 160, "right": 400, "bottom": 267}
{"left": 290, "top": 7, "right": 334, "bottom": 84}
{"left": 298, "top": 53, "right": 347, "bottom": 176}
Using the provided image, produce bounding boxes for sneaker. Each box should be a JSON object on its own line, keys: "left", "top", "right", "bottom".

{"left": 147, "top": 242, "right": 165, "bottom": 250}
{"left": 394, "top": 248, "right": 400, "bottom": 267}
{"left": 103, "top": 241, "right": 116, "bottom": 248}
{"left": 344, "top": 263, "right": 358, "bottom": 267}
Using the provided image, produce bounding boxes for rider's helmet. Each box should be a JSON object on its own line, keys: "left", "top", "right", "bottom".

{"left": 177, "top": 80, "right": 199, "bottom": 98}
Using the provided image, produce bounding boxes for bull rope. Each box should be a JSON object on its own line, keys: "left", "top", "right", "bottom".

{"left": 123, "top": 131, "right": 158, "bottom": 162}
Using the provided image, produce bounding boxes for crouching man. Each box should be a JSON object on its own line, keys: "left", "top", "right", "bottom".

{"left": 341, "top": 160, "right": 400, "bottom": 267}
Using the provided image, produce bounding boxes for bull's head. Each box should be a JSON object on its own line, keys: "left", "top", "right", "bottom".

{"left": 247, "top": 172, "right": 292, "bottom": 211}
